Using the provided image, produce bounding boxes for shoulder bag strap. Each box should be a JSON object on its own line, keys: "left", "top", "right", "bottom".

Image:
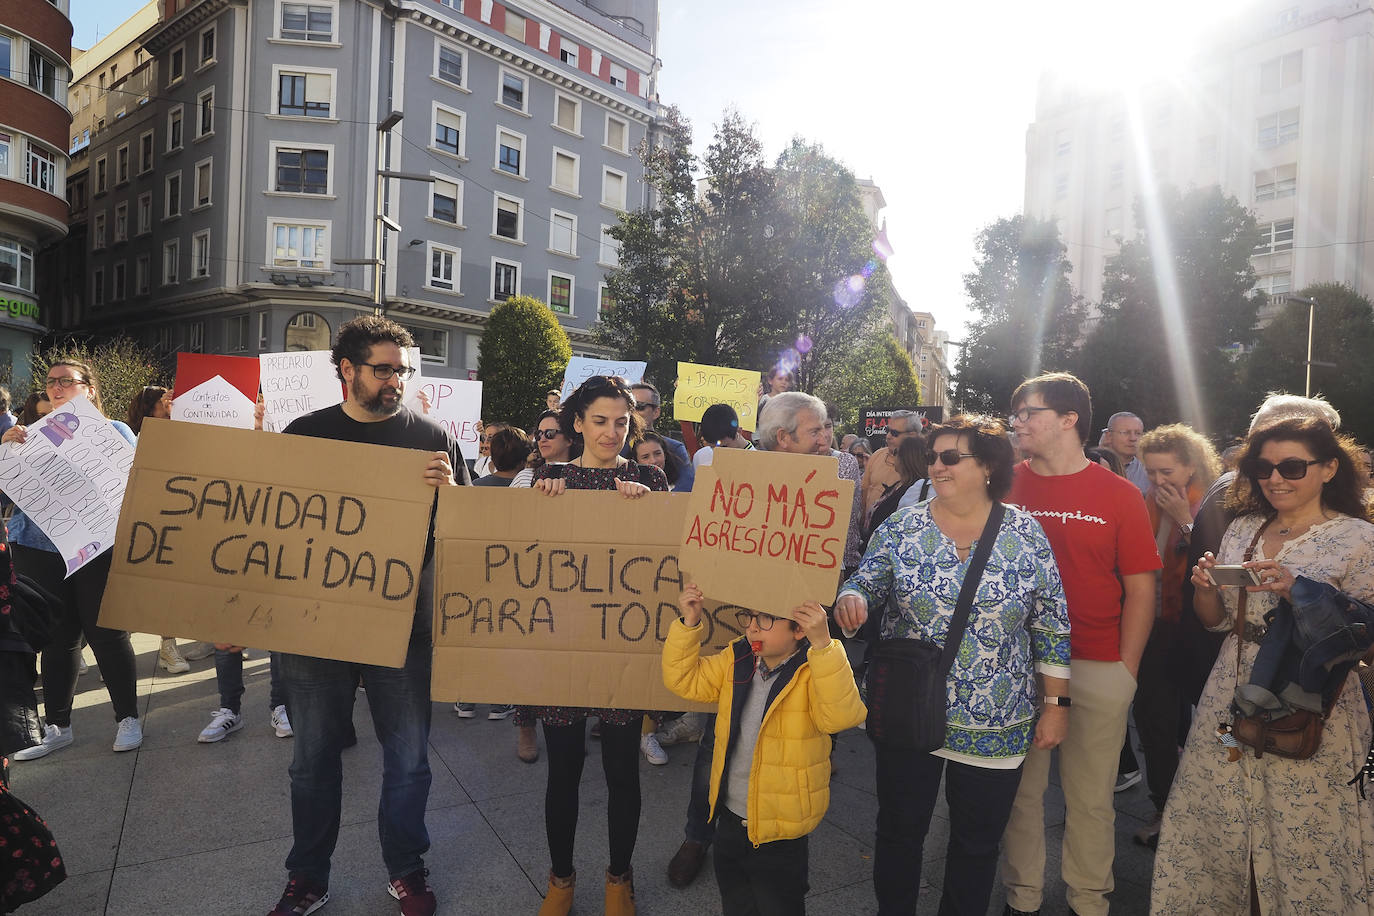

{"left": 1233, "top": 519, "right": 1271, "bottom": 688}
{"left": 937, "top": 502, "right": 1006, "bottom": 679}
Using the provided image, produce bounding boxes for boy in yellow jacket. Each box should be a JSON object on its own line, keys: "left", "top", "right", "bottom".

{"left": 663, "top": 583, "right": 867, "bottom": 915}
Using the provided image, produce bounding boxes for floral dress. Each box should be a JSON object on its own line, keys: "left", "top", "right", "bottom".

{"left": 522, "top": 459, "right": 669, "bottom": 728}
{"left": 1151, "top": 513, "right": 1374, "bottom": 915}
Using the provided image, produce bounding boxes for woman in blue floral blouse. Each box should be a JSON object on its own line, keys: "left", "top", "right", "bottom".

{"left": 835, "top": 414, "right": 1071, "bottom": 916}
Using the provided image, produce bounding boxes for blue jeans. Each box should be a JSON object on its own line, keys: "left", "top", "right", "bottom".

{"left": 685, "top": 713, "right": 717, "bottom": 845}
{"left": 279, "top": 568, "right": 434, "bottom": 886}
{"left": 215, "top": 649, "right": 286, "bottom": 714}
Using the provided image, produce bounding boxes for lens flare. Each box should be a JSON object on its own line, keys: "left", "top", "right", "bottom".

{"left": 795, "top": 334, "right": 813, "bottom": 354}
{"left": 833, "top": 274, "right": 865, "bottom": 309}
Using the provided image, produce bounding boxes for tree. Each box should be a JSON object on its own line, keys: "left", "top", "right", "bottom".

{"left": 814, "top": 330, "right": 921, "bottom": 435}
{"left": 954, "top": 215, "right": 1084, "bottom": 414}
{"left": 1240, "top": 283, "right": 1374, "bottom": 445}
{"left": 1075, "top": 185, "right": 1262, "bottom": 436}
{"left": 31, "top": 336, "right": 168, "bottom": 421}
{"left": 477, "top": 296, "right": 572, "bottom": 428}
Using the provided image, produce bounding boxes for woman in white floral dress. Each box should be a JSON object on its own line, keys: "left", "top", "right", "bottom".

{"left": 1151, "top": 417, "right": 1374, "bottom": 915}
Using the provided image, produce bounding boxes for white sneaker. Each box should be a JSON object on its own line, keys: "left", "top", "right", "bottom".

{"left": 12, "top": 724, "right": 73, "bottom": 761}
{"left": 77, "top": 655, "right": 88, "bottom": 675}
{"left": 197, "top": 708, "right": 242, "bottom": 744}
{"left": 113, "top": 716, "right": 143, "bottom": 752}
{"left": 655, "top": 712, "right": 705, "bottom": 746}
{"left": 271, "top": 705, "right": 294, "bottom": 738}
{"left": 158, "top": 639, "right": 190, "bottom": 674}
{"left": 640, "top": 733, "right": 669, "bottom": 765}
{"left": 180, "top": 641, "right": 216, "bottom": 661}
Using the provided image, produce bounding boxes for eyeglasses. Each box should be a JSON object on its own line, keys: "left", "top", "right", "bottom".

{"left": 535, "top": 428, "right": 563, "bottom": 441}
{"left": 735, "top": 610, "right": 781, "bottom": 631}
{"left": 927, "top": 449, "right": 978, "bottom": 467}
{"left": 45, "top": 376, "right": 88, "bottom": 389}
{"left": 356, "top": 362, "right": 416, "bottom": 381}
{"left": 886, "top": 427, "right": 911, "bottom": 438}
{"left": 1243, "top": 457, "right": 1325, "bottom": 481}
{"left": 1008, "top": 406, "right": 1056, "bottom": 425}
{"left": 634, "top": 401, "right": 659, "bottom": 411}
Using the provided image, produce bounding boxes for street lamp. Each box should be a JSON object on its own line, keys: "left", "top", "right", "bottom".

{"left": 1281, "top": 294, "right": 1334, "bottom": 397}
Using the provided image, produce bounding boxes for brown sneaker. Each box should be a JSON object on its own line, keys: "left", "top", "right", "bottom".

{"left": 517, "top": 724, "right": 539, "bottom": 763}
{"left": 666, "top": 840, "right": 707, "bottom": 888}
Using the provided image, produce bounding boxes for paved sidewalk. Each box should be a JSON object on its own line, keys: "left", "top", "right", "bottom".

{"left": 9, "top": 634, "right": 1157, "bottom": 915}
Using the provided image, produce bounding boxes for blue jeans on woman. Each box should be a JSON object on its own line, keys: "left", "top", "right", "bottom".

{"left": 215, "top": 649, "right": 286, "bottom": 714}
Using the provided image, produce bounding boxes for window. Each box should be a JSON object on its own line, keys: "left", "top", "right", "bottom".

{"left": 167, "top": 106, "right": 184, "bottom": 151}
{"left": 136, "top": 255, "right": 150, "bottom": 295}
{"left": 427, "top": 243, "right": 459, "bottom": 291}
{"left": 549, "top": 211, "right": 576, "bottom": 255}
{"left": 27, "top": 143, "right": 56, "bottom": 192}
{"left": 548, "top": 272, "right": 573, "bottom": 314}
{"left": 1255, "top": 219, "right": 1295, "bottom": 255}
{"left": 492, "top": 260, "right": 519, "bottom": 301}
{"left": 0, "top": 37, "right": 9, "bottom": 85}
{"left": 192, "top": 230, "right": 210, "bottom": 277}
{"left": 1054, "top": 173, "right": 1069, "bottom": 199}
{"left": 436, "top": 45, "right": 464, "bottom": 88}
{"left": 163, "top": 239, "right": 179, "bottom": 284}
{"left": 1258, "top": 272, "right": 1292, "bottom": 296}
{"left": 1260, "top": 51, "right": 1302, "bottom": 93}
{"left": 139, "top": 131, "right": 154, "bottom": 172}
{"left": 156, "top": 326, "right": 172, "bottom": 351}
{"left": 93, "top": 212, "right": 107, "bottom": 249}
{"left": 598, "top": 283, "right": 614, "bottom": 317}
{"left": 552, "top": 149, "right": 578, "bottom": 194}
{"left": 169, "top": 46, "right": 185, "bottom": 84}
{"left": 1108, "top": 161, "right": 1123, "bottom": 188}
{"left": 406, "top": 325, "right": 449, "bottom": 362}
{"left": 200, "top": 26, "right": 216, "bottom": 65}
{"left": 258, "top": 313, "right": 270, "bottom": 349}
{"left": 137, "top": 193, "right": 152, "bottom": 234}
{"left": 494, "top": 195, "right": 522, "bottom": 241}
{"left": 280, "top": 2, "right": 335, "bottom": 42}
{"left": 28, "top": 49, "right": 59, "bottom": 99}
{"left": 0, "top": 133, "right": 8, "bottom": 180}
{"left": 92, "top": 268, "right": 105, "bottom": 306}
{"left": 497, "top": 130, "right": 524, "bottom": 176}
{"left": 274, "top": 146, "right": 329, "bottom": 194}
{"left": 0, "top": 237, "right": 35, "bottom": 291}
{"left": 193, "top": 162, "right": 211, "bottom": 210}
{"left": 607, "top": 62, "right": 626, "bottom": 89}
{"left": 599, "top": 225, "right": 619, "bottom": 266}
{"left": 500, "top": 70, "right": 526, "bottom": 111}
{"left": 601, "top": 168, "right": 626, "bottom": 210}
{"left": 560, "top": 41, "right": 579, "bottom": 67}
{"left": 95, "top": 156, "right": 108, "bottom": 193}
{"left": 554, "top": 93, "right": 580, "bottom": 134}
{"left": 433, "top": 105, "right": 464, "bottom": 157}
{"left": 1056, "top": 129, "right": 1071, "bottom": 157}
{"left": 165, "top": 172, "right": 182, "bottom": 218}
{"left": 430, "top": 177, "right": 460, "bottom": 224}
{"left": 116, "top": 144, "right": 130, "bottom": 183}
{"left": 277, "top": 70, "right": 332, "bottom": 117}
{"left": 114, "top": 203, "right": 128, "bottom": 242}
{"left": 504, "top": 10, "right": 526, "bottom": 40}
{"left": 1257, "top": 108, "right": 1299, "bottom": 149}
{"left": 271, "top": 221, "right": 328, "bottom": 267}
{"left": 112, "top": 261, "right": 126, "bottom": 300}
{"left": 197, "top": 88, "right": 214, "bottom": 137}
{"left": 188, "top": 321, "right": 205, "bottom": 353}
{"left": 226, "top": 314, "right": 249, "bottom": 351}
{"left": 605, "top": 115, "right": 627, "bottom": 154}
{"left": 1255, "top": 164, "right": 1297, "bottom": 201}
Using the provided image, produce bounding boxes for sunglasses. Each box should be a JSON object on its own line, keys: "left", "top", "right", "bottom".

{"left": 735, "top": 610, "right": 782, "bottom": 631}
{"left": 535, "top": 428, "right": 563, "bottom": 441}
{"left": 926, "top": 449, "right": 977, "bottom": 467}
{"left": 634, "top": 401, "right": 659, "bottom": 411}
{"left": 1243, "top": 457, "right": 1325, "bottom": 480}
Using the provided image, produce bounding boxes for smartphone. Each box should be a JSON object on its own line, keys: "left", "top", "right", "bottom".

{"left": 1205, "top": 565, "right": 1261, "bottom": 588}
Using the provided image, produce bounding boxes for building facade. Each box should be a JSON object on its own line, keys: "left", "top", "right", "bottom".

{"left": 0, "top": 0, "right": 72, "bottom": 390}
{"left": 64, "top": 0, "right": 658, "bottom": 375}
{"left": 1024, "top": 0, "right": 1374, "bottom": 323}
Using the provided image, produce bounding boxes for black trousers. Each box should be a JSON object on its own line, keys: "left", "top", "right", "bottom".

{"left": 542, "top": 718, "right": 641, "bottom": 878}
{"left": 713, "top": 808, "right": 809, "bottom": 916}
{"left": 1134, "top": 619, "right": 1192, "bottom": 811}
{"left": 873, "top": 747, "right": 1023, "bottom": 916}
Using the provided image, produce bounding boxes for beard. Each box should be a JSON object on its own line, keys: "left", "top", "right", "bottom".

{"left": 352, "top": 377, "right": 402, "bottom": 417}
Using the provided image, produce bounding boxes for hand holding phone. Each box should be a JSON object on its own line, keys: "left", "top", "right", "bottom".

{"left": 1204, "top": 564, "right": 1261, "bottom": 588}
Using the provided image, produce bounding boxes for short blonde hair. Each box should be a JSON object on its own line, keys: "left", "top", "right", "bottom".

{"left": 1138, "top": 423, "right": 1221, "bottom": 490}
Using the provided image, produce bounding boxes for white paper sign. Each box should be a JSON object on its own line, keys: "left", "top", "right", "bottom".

{"left": 172, "top": 375, "right": 257, "bottom": 429}
{"left": 0, "top": 396, "right": 136, "bottom": 576}
{"left": 259, "top": 350, "right": 343, "bottom": 432}
{"left": 401, "top": 347, "right": 426, "bottom": 413}
{"left": 410, "top": 378, "right": 483, "bottom": 461}
{"left": 559, "top": 357, "right": 647, "bottom": 400}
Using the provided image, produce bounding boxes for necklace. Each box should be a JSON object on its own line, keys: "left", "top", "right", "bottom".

{"left": 1276, "top": 513, "right": 1329, "bottom": 537}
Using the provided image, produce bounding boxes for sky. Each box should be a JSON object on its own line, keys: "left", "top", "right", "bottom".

{"left": 68, "top": 0, "right": 1252, "bottom": 348}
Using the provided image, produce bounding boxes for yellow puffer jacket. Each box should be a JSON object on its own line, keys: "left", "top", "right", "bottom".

{"left": 662, "top": 618, "right": 867, "bottom": 846}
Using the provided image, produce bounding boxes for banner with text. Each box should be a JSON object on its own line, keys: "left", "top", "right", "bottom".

{"left": 99, "top": 420, "right": 435, "bottom": 667}
{"left": 172, "top": 353, "right": 260, "bottom": 429}
{"left": 0, "top": 395, "right": 135, "bottom": 576}
{"left": 432, "top": 488, "right": 741, "bottom": 709}
{"left": 259, "top": 350, "right": 343, "bottom": 432}
{"left": 673, "top": 362, "right": 761, "bottom": 431}
{"left": 680, "top": 448, "right": 853, "bottom": 619}
{"left": 409, "top": 377, "right": 483, "bottom": 462}
{"left": 559, "top": 357, "right": 647, "bottom": 402}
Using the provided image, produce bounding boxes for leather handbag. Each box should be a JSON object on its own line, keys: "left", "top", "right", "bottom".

{"left": 866, "top": 503, "right": 1004, "bottom": 752}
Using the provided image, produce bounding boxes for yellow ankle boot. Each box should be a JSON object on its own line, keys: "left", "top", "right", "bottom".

{"left": 537, "top": 870, "right": 574, "bottom": 916}
{"left": 604, "top": 867, "right": 635, "bottom": 916}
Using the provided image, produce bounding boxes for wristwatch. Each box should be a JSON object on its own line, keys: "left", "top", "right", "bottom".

{"left": 1042, "top": 696, "right": 1072, "bottom": 707}
{"left": 1178, "top": 522, "right": 1194, "bottom": 538}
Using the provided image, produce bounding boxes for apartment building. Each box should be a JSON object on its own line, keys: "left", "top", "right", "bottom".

{"left": 0, "top": 0, "right": 72, "bottom": 387}
{"left": 1024, "top": 0, "right": 1374, "bottom": 323}
{"left": 64, "top": 0, "right": 658, "bottom": 373}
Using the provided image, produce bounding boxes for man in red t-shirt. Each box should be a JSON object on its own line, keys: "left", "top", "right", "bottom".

{"left": 999, "top": 373, "right": 1160, "bottom": 916}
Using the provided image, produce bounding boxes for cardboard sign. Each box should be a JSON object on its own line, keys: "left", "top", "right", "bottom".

{"left": 673, "top": 362, "right": 761, "bottom": 431}
{"left": 99, "top": 419, "right": 435, "bottom": 667}
{"left": 259, "top": 350, "right": 344, "bottom": 432}
{"left": 409, "top": 378, "right": 483, "bottom": 462}
{"left": 432, "top": 489, "right": 743, "bottom": 709}
{"left": 559, "top": 357, "right": 647, "bottom": 401}
{"left": 172, "top": 353, "right": 260, "bottom": 429}
{"left": 0, "top": 396, "right": 135, "bottom": 576}
{"left": 679, "top": 448, "right": 853, "bottom": 619}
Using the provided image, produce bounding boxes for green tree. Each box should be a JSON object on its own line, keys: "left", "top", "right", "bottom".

{"left": 477, "top": 296, "right": 572, "bottom": 428}
{"left": 954, "top": 215, "right": 1084, "bottom": 414}
{"left": 32, "top": 336, "right": 168, "bottom": 421}
{"left": 814, "top": 330, "right": 921, "bottom": 434}
{"left": 1240, "top": 283, "right": 1374, "bottom": 445}
{"left": 1075, "top": 185, "right": 1261, "bottom": 435}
